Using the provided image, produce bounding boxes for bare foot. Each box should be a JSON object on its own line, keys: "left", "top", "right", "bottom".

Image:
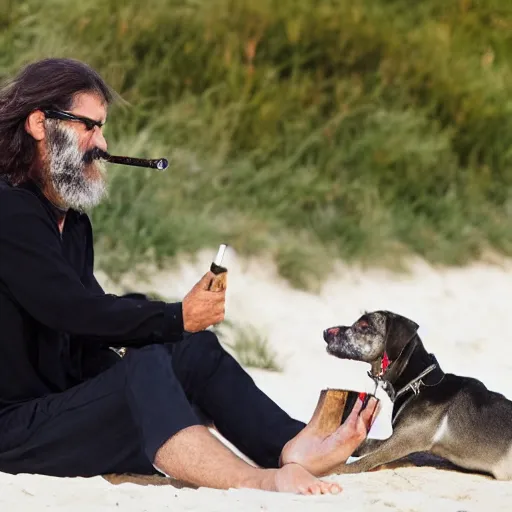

{"left": 280, "top": 397, "right": 380, "bottom": 477}
{"left": 259, "top": 463, "right": 342, "bottom": 495}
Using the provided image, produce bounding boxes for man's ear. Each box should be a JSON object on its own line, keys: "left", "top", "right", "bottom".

{"left": 25, "top": 110, "right": 46, "bottom": 141}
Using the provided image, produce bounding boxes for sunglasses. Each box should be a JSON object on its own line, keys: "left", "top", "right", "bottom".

{"left": 42, "top": 109, "right": 105, "bottom": 131}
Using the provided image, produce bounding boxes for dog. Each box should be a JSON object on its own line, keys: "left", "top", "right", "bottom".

{"left": 323, "top": 310, "right": 512, "bottom": 480}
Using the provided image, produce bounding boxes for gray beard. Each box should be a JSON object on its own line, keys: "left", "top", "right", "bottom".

{"left": 44, "top": 120, "right": 107, "bottom": 211}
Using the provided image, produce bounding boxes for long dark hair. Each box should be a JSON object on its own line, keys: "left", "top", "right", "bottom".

{"left": 0, "top": 58, "right": 117, "bottom": 184}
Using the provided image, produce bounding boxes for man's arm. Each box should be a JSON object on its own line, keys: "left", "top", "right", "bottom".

{"left": 0, "top": 190, "right": 183, "bottom": 344}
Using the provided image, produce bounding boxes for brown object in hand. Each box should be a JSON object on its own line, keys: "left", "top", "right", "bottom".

{"left": 308, "top": 389, "right": 349, "bottom": 436}
{"left": 208, "top": 265, "right": 227, "bottom": 291}
{"left": 309, "top": 388, "right": 377, "bottom": 436}
{"left": 207, "top": 244, "right": 228, "bottom": 292}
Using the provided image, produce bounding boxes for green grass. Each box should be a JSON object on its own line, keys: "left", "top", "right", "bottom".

{"left": 109, "top": 287, "right": 282, "bottom": 371}
{"left": 213, "top": 320, "right": 283, "bottom": 372}
{"left": 3, "top": 0, "right": 512, "bottom": 289}
{"left": 225, "top": 328, "right": 282, "bottom": 372}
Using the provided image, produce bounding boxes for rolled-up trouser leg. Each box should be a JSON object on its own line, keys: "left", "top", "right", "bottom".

{"left": 167, "top": 331, "right": 306, "bottom": 469}
{"left": 122, "top": 344, "right": 201, "bottom": 462}
{"left": 0, "top": 345, "right": 200, "bottom": 477}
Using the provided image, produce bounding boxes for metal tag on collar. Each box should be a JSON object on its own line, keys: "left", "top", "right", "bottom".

{"left": 367, "top": 384, "right": 394, "bottom": 440}
{"left": 380, "top": 379, "right": 397, "bottom": 402}
{"left": 410, "top": 380, "right": 422, "bottom": 395}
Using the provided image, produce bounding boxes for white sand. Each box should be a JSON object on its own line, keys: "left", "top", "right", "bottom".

{"left": 2, "top": 249, "right": 512, "bottom": 511}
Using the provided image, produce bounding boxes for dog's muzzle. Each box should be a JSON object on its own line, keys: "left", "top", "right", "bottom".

{"left": 323, "top": 326, "right": 349, "bottom": 344}
{"left": 324, "top": 326, "right": 352, "bottom": 359}
{"left": 323, "top": 327, "right": 340, "bottom": 342}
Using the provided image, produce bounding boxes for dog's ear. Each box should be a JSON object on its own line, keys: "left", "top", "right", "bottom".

{"left": 381, "top": 311, "right": 419, "bottom": 359}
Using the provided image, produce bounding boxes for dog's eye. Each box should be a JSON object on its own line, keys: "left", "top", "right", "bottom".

{"left": 357, "top": 320, "right": 369, "bottom": 330}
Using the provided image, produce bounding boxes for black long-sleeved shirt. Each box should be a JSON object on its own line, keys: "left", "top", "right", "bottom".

{"left": 0, "top": 177, "right": 184, "bottom": 406}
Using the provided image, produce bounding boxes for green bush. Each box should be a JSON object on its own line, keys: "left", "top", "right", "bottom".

{"left": 2, "top": 0, "right": 512, "bottom": 287}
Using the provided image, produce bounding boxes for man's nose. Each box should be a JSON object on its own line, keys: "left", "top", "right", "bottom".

{"left": 92, "top": 127, "right": 107, "bottom": 152}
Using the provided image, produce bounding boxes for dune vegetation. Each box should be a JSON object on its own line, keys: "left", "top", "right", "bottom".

{"left": 2, "top": 0, "right": 512, "bottom": 289}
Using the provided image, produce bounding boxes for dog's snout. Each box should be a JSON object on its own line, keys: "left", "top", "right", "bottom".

{"left": 323, "top": 327, "right": 340, "bottom": 342}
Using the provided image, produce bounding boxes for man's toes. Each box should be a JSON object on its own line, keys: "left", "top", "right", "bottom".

{"left": 328, "top": 482, "right": 342, "bottom": 494}
{"left": 308, "top": 483, "right": 322, "bottom": 495}
{"left": 318, "top": 481, "right": 342, "bottom": 494}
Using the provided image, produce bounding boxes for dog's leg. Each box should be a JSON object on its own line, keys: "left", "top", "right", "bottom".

{"left": 333, "top": 428, "right": 430, "bottom": 474}
{"left": 351, "top": 439, "right": 419, "bottom": 471}
{"left": 351, "top": 438, "right": 387, "bottom": 458}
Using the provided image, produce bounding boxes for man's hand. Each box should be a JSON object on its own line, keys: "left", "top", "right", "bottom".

{"left": 182, "top": 272, "right": 226, "bottom": 332}
{"left": 279, "top": 396, "right": 380, "bottom": 477}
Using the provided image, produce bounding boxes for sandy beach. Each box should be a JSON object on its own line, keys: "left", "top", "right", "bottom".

{"left": 2, "top": 249, "right": 512, "bottom": 511}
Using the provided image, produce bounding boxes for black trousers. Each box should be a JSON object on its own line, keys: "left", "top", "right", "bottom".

{"left": 0, "top": 331, "right": 305, "bottom": 477}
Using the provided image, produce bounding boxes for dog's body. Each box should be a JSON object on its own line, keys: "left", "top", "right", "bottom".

{"left": 323, "top": 311, "right": 512, "bottom": 480}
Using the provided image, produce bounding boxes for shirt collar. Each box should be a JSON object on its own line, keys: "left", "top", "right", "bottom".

{"left": 18, "top": 179, "right": 78, "bottom": 225}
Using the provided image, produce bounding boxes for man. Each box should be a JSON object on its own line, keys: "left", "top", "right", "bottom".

{"left": 0, "top": 58, "right": 378, "bottom": 495}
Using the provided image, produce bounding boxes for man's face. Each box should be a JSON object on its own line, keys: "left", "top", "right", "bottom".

{"left": 43, "top": 92, "right": 109, "bottom": 211}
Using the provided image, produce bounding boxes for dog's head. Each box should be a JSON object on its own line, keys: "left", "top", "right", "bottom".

{"left": 323, "top": 310, "right": 419, "bottom": 365}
